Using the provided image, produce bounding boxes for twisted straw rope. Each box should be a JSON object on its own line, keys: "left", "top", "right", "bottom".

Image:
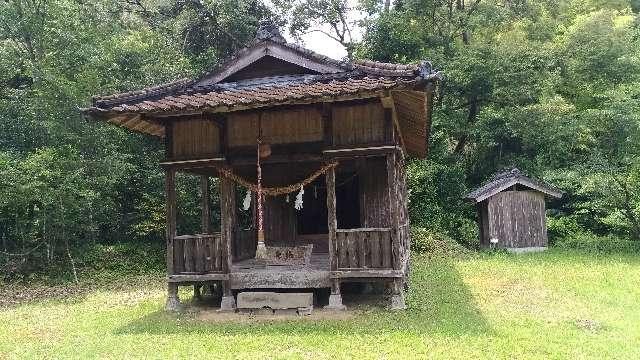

{"left": 218, "top": 161, "right": 339, "bottom": 196}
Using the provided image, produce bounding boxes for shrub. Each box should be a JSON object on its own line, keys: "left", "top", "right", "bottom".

{"left": 554, "top": 232, "right": 640, "bottom": 254}
{"left": 547, "top": 216, "right": 582, "bottom": 244}
{"left": 410, "top": 227, "right": 473, "bottom": 258}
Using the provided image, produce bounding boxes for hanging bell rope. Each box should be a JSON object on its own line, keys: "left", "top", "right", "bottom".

{"left": 218, "top": 161, "right": 339, "bottom": 197}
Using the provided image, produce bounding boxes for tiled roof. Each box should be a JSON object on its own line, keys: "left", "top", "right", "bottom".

{"left": 84, "top": 67, "right": 439, "bottom": 116}
{"left": 465, "top": 168, "right": 564, "bottom": 202}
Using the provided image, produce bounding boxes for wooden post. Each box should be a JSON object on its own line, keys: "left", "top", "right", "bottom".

{"left": 325, "top": 165, "right": 345, "bottom": 310}
{"left": 197, "top": 175, "right": 210, "bottom": 300}
{"left": 201, "top": 175, "right": 211, "bottom": 234}
{"left": 164, "top": 168, "right": 180, "bottom": 311}
{"left": 219, "top": 175, "right": 236, "bottom": 311}
{"left": 165, "top": 168, "right": 177, "bottom": 276}
{"left": 326, "top": 166, "right": 337, "bottom": 272}
{"left": 220, "top": 176, "right": 235, "bottom": 273}
{"left": 386, "top": 153, "right": 401, "bottom": 270}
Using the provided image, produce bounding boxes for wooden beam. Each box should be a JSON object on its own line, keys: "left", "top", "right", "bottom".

{"left": 336, "top": 227, "right": 391, "bottom": 233}
{"left": 165, "top": 168, "right": 177, "bottom": 276}
{"left": 323, "top": 145, "right": 401, "bottom": 159}
{"left": 330, "top": 270, "right": 404, "bottom": 278}
{"left": 167, "top": 273, "right": 229, "bottom": 282}
{"left": 326, "top": 165, "right": 338, "bottom": 272}
{"left": 229, "top": 154, "right": 323, "bottom": 166}
{"left": 159, "top": 157, "right": 226, "bottom": 170}
{"left": 381, "top": 96, "right": 407, "bottom": 157}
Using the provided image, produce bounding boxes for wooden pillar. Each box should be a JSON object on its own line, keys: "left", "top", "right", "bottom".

{"left": 165, "top": 168, "right": 177, "bottom": 275}
{"left": 326, "top": 166, "right": 337, "bottom": 272}
{"left": 164, "top": 167, "right": 180, "bottom": 311}
{"left": 386, "top": 153, "right": 401, "bottom": 270}
{"left": 200, "top": 175, "right": 211, "bottom": 234}
{"left": 325, "top": 166, "right": 345, "bottom": 310}
{"left": 219, "top": 175, "right": 236, "bottom": 311}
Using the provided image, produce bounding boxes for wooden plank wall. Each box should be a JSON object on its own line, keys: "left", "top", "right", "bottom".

{"left": 358, "top": 157, "right": 390, "bottom": 228}
{"left": 227, "top": 107, "right": 323, "bottom": 147}
{"left": 172, "top": 118, "right": 220, "bottom": 158}
{"left": 332, "top": 101, "right": 385, "bottom": 146}
{"left": 233, "top": 228, "right": 256, "bottom": 261}
{"left": 486, "top": 190, "right": 548, "bottom": 248}
{"left": 264, "top": 195, "right": 297, "bottom": 246}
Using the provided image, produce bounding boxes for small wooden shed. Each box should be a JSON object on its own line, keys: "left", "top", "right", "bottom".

{"left": 465, "top": 169, "right": 563, "bottom": 252}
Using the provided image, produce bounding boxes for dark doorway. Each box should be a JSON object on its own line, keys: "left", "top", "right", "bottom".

{"left": 297, "top": 176, "right": 328, "bottom": 235}
{"left": 336, "top": 172, "right": 360, "bottom": 229}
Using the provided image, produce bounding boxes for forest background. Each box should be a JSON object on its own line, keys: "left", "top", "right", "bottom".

{"left": 1, "top": 0, "right": 639, "bottom": 281}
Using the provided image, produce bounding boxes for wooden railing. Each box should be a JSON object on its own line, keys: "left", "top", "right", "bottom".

{"left": 335, "top": 228, "right": 393, "bottom": 270}
{"left": 172, "top": 233, "right": 224, "bottom": 274}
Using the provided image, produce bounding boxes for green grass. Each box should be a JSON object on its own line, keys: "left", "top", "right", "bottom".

{"left": 1, "top": 249, "right": 639, "bottom": 359}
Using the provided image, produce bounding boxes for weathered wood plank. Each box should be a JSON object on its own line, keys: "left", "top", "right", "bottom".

{"left": 214, "top": 233, "right": 221, "bottom": 271}
{"left": 326, "top": 166, "right": 338, "bottom": 271}
{"left": 331, "top": 270, "right": 404, "bottom": 278}
{"left": 183, "top": 237, "right": 194, "bottom": 273}
{"left": 381, "top": 230, "right": 392, "bottom": 269}
{"left": 336, "top": 227, "right": 390, "bottom": 233}
{"left": 195, "top": 235, "right": 205, "bottom": 273}
{"left": 168, "top": 273, "right": 228, "bottom": 282}
{"left": 358, "top": 231, "right": 368, "bottom": 268}
{"left": 370, "top": 231, "right": 381, "bottom": 268}
{"left": 173, "top": 237, "right": 184, "bottom": 273}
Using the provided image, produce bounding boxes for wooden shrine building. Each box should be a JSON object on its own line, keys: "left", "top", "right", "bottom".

{"left": 465, "top": 169, "right": 563, "bottom": 253}
{"left": 81, "top": 20, "right": 441, "bottom": 311}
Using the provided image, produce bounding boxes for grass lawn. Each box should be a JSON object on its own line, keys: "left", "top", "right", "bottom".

{"left": 1, "top": 249, "right": 639, "bottom": 359}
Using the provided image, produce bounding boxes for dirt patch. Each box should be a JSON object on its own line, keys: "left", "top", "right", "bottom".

{"left": 575, "top": 318, "right": 602, "bottom": 331}
{"left": 196, "top": 307, "right": 357, "bottom": 323}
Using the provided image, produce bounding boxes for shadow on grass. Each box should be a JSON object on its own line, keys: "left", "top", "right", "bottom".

{"left": 115, "top": 257, "right": 492, "bottom": 337}
{"left": 0, "top": 274, "right": 165, "bottom": 309}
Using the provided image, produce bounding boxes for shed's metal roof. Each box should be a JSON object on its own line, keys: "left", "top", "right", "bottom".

{"left": 465, "top": 168, "right": 564, "bottom": 203}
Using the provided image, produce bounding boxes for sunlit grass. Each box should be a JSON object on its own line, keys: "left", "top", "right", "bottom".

{"left": 1, "top": 250, "right": 639, "bottom": 359}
